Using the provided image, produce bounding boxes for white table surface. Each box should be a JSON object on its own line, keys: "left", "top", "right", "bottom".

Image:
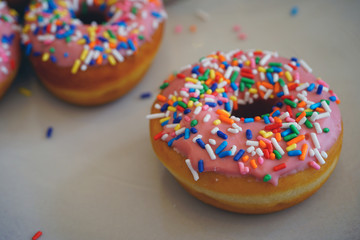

{"left": 1, "top": 0, "right": 359, "bottom": 239}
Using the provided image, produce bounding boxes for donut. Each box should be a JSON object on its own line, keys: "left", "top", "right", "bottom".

{"left": 22, "top": 0, "right": 166, "bottom": 106}
{"left": 0, "top": 1, "right": 20, "bottom": 98}
{"left": 148, "top": 49, "right": 343, "bottom": 214}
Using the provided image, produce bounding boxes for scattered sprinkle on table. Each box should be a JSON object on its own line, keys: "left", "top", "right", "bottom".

{"left": 238, "top": 32, "right": 247, "bottom": 40}
{"left": 195, "top": 9, "right": 210, "bottom": 21}
{"left": 32, "top": 231, "right": 42, "bottom": 240}
{"left": 290, "top": 6, "right": 299, "bottom": 16}
{"left": 174, "top": 24, "right": 183, "bottom": 34}
{"left": 46, "top": 127, "right": 53, "bottom": 138}
{"left": 19, "top": 87, "right": 32, "bottom": 97}
{"left": 189, "top": 25, "right": 197, "bottom": 33}
{"left": 140, "top": 92, "right": 152, "bottom": 99}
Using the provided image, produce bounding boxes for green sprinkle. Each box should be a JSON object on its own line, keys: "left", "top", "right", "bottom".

{"left": 241, "top": 77, "right": 255, "bottom": 85}
{"left": 230, "top": 71, "right": 239, "bottom": 82}
{"left": 49, "top": 47, "right": 55, "bottom": 53}
{"left": 295, "top": 111, "right": 313, "bottom": 117}
{"left": 263, "top": 174, "right": 272, "bottom": 182}
{"left": 202, "top": 84, "right": 209, "bottom": 92}
{"left": 245, "top": 83, "right": 252, "bottom": 89}
{"left": 107, "top": 30, "right": 116, "bottom": 39}
{"left": 266, "top": 68, "right": 274, "bottom": 73}
{"left": 323, "top": 128, "right": 330, "bottom": 133}
{"left": 240, "top": 82, "right": 245, "bottom": 92}
{"left": 65, "top": 36, "right": 71, "bottom": 43}
{"left": 283, "top": 133, "right": 298, "bottom": 141}
{"left": 255, "top": 57, "right": 260, "bottom": 65}
{"left": 278, "top": 78, "right": 285, "bottom": 87}
{"left": 191, "top": 120, "right": 198, "bottom": 127}
{"left": 290, "top": 124, "right": 299, "bottom": 135}
{"left": 320, "top": 99, "right": 330, "bottom": 105}
{"left": 138, "top": 35, "right": 145, "bottom": 40}
{"left": 203, "top": 69, "right": 210, "bottom": 79}
{"left": 273, "top": 150, "right": 282, "bottom": 160}
{"left": 178, "top": 101, "right": 187, "bottom": 108}
{"left": 190, "top": 97, "right": 198, "bottom": 102}
{"left": 284, "top": 98, "right": 297, "bottom": 108}
{"left": 81, "top": 2, "right": 87, "bottom": 14}
{"left": 305, "top": 120, "right": 313, "bottom": 129}
{"left": 199, "top": 89, "right": 205, "bottom": 94}
{"left": 268, "top": 62, "right": 282, "bottom": 67}
{"left": 159, "top": 82, "right": 169, "bottom": 89}
{"left": 131, "top": 7, "right": 138, "bottom": 14}
{"left": 261, "top": 113, "right": 270, "bottom": 118}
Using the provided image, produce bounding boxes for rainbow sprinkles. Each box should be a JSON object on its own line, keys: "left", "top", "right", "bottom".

{"left": 21, "top": 0, "right": 166, "bottom": 74}
{"left": 148, "top": 49, "right": 342, "bottom": 186}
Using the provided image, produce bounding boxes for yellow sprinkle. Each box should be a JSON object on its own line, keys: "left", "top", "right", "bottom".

{"left": 269, "top": 94, "right": 274, "bottom": 99}
{"left": 109, "top": 39, "right": 117, "bottom": 44}
{"left": 174, "top": 124, "right": 181, "bottom": 131}
{"left": 132, "top": 29, "right": 139, "bottom": 34}
{"left": 245, "top": 60, "right": 250, "bottom": 66}
{"left": 22, "top": 24, "right": 30, "bottom": 33}
{"left": 218, "top": 78, "right": 224, "bottom": 83}
{"left": 258, "top": 67, "right": 266, "bottom": 72}
{"left": 285, "top": 71, "right": 293, "bottom": 82}
{"left": 77, "top": 39, "right": 86, "bottom": 45}
{"left": 25, "top": 15, "right": 36, "bottom": 21}
{"left": 199, "top": 94, "right": 204, "bottom": 99}
{"left": 304, "top": 108, "right": 313, "bottom": 112}
{"left": 171, "top": 96, "right": 177, "bottom": 102}
{"left": 167, "top": 106, "right": 176, "bottom": 112}
{"left": 108, "top": 0, "right": 117, "bottom": 5}
{"left": 187, "top": 100, "right": 194, "bottom": 108}
{"left": 71, "top": 59, "right": 81, "bottom": 74}
{"left": 249, "top": 88, "right": 258, "bottom": 94}
{"left": 10, "top": 9, "right": 18, "bottom": 16}
{"left": 210, "top": 69, "right": 215, "bottom": 79}
{"left": 42, "top": 53, "right": 50, "bottom": 62}
{"left": 159, "top": 117, "right": 170, "bottom": 123}
{"left": 206, "top": 89, "right": 212, "bottom": 94}
{"left": 18, "top": 87, "right": 31, "bottom": 97}
{"left": 230, "top": 95, "right": 237, "bottom": 101}
{"left": 177, "top": 97, "right": 183, "bottom": 101}
{"left": 80, "top": 48, "right": 89, "bottom": 61}
{"left": 213, "top": 119, "right": 221, "bottom": 125}
{"left": 108, "top": 55, "right": 116, "bottom": 66}
{"left": 57, "top": 1, "right": 67, "bottom": 7}
{"left": 195, "top": 102, "right": 203, "bottom": 107}
{"left": 185, "top": 77, "right": 198, "bottom": 84}
{"left": 286, "top": 144, "right": 297, "bottom": 152}
{"left": 259, "top": 130, "right": 273, "bottom": 138}
{"left": 216, "top": 88, "right": 225, "bottom": 93}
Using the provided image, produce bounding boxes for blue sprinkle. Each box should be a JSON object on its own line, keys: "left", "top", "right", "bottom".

{"left": 244, "top": 118, "right": 254, "bottom": 123}
{"left": 173, "top": 101, "right": 178, "bottom": 107}
{"left": 276, "top": 102, "right": 283, "bottom": 108}
{"left": 266, "top": 72, "right": 274, "bottom": 85}
{"left": 25, "top": 44, "right": 32, "bottom": 56}
{"left": 219, "top": 151, "right": 232, "bottom": 158}
{"left": 277, "top": 91, "right": 284, "bottom": 97}
{"left": 288, "top": 150, "right": 302, "bottom": 156}
{"left": 99, "top": 3, "right": 106, "bottom": 11}
{"left": 168, "top": 138, "right": 175, "bottom": 147}
{"left": 196, "top": 138, "right": 206, "bottom": 149}
{"left": 190, "top": 127, "right": 198, "bottom": 134}
{"left": 127, "top": 39, "right": 136, "bottom": 51}
{"left": 290, "top": 6, "right": 299, "bottom": 16}
{"left": 151, "top": 11, "right": 162, "bottom": 18}
{"left": 215, "top": 141, "right": 228, "bottom": 154}
{"left": 64, "top": 52, "right": 69, "bottom": 58}
{"left": 191, "top": 65, "right": 200, "bottom": 75}
{"left": 217, "top": 131, "right": 228, "bottom": 140}
{"left": 317, "top": 84, "right": 323, "bottom": 95}
{"left": 217, "top": 100, "right": 223, "bottom": 106}
{"left": 198, "top": 160, "right": 204, "bottom": 173}
{"left": 173, "top": 116, "right": 182, "bottom": 124}
{"left": 272, "top": 110, "right": 281, "bottom": 117}
{"left": 46, "top": 127, "right": 53, "bottom": 138}
{"left": 281, "top": 128, "right": 292, "bottom": 137}
{"left": 160, "top": 103, "right": 169, "bottom": 112}
{"left": 225, "top": 102, "right": 231, "bottom": 112}
{"left": 161, "top": 120, "right": 169, "bottom": 127}
{"left": 238, "top": 63, "right": 243, "bottom": 68}
{"left": 263, "top": 116, "right": 270, "bottom": 124}
{"left": 291, "top": 57, "right": 298, "bottom": 62}
{"left": 272, "top": 67, "right": 282, "bottom": 73}
{"left": 140, "top": 92, "right": 152, "bottom": 99}
{"left": 234, "top": 149, "right": 245, "bottom": 161}
{"left": 329, "top": 96, "right": 337, "bottom": 102}
{"left": 184, "top": 109, "right": 191, "bottom": 114}
{"left": 50, "top": 55, "right": 57, "bottom": 63}
{"left": 307, "top": 83, "right": 315, "bottom": 91}
{"left": 33, "top": 52, "right": 41, "bottom": 57}
{"left": 184, "top": 128, "right": 190, "bottom": 139}
{"left": 222, "top": 61, "right": 229, "bottom": 68}
{"left": 230, "top": 82, "right": 238, "bottom": 91}
{"left": 246, "top": 129, "right": 252, "bottom": 140}
{"left": 94, "top": 46, "right": 104, "bottom": 51}
{"left": 189, "top": 88, "right": 195, "bottom": 93}
{"left": 205, "top": 102, "right": 217, "bottom": 108}
{"left": 310, "top": 102, "right": 321, "bottom": 110}
{"left": 175, "top": 133, "right": 185, "bottom": 140}
{"left": 296, "top": 62, "right": 300, "bottom": 67}
{"left": 210, "top": 83, "right": 218, "bottom": 92}
{"left": 173, "top": 112, "right": 177, "bottom": 119}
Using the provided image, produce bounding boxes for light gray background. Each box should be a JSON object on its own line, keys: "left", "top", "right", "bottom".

{"left": 0, "top": 0, "right": 359, "bottom": 239}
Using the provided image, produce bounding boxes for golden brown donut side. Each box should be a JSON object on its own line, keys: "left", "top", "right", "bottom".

{"left": 30, "top": 23, "right": 164, "bottom": 106}
{"left": 150, "top": 102, "right": 343, "bottom": 214}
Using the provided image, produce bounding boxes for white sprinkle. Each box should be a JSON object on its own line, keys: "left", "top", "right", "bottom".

{"left": 146, "top": 113, "right": 166, "bottom": 119}
{"left": 180, "top": 91, "right": 190, "bottom": 98}
{"left": 321, "top": 151, "right": 328, "bottom": 159}
{"left": 237, "top": 99, "right": 246, "bottom": 105}
{"left": 227, "top": 128, "right": 239, "bottom": 134}
{"left": 281, "top": 122, "right": 301, "bottom": 130}
{"left": 310, "top": 112, "right": 318, "bottom": 122}
{"left": 165, "top": 124, "right": 178, "bottom": 128}
{"left": 283, "top": 85, "right": 289, "bottom": 95}
{"left": 232, "top": 123, "right": 242, "bottom": 131}
{"left": 231, "top": 116, "right": 241, "bottom": 122}
{"left": 218, "top": 81, "right": 228, "bottom": 89}
{"left": 299, "top": 59, "right": 313, "bottom": 73}
{"left": 259, "top": 54, "right": 271, "bottom": 66}
{"left": 194, "top": 106, "right": 202, "bottom": 115}
{"left": 309, "top": 149, "right": 315, "bottom": 157}
{"left": 256, "top": 148, "right": 264, "bottom": 157}
{"left": 111, "top": 49, "right": 124, "bottom": 62}
{"left": 279, "top": 112, "right": 290, "bottom": 120}
{"left": 284, "top": 64, "right": 293, "bottom": 72}
{"left": 209, "top": 139, "right": 216, "bottom": 145}
{"left": 244, "top": 91, "right": 250, "bottom": 102}
{"left": 161, "top": 134, "right": 168, "bottom": 141}
{"left": 311, "top": 132, "right": 321, "bottom": 149}
{"left": 247, "top": 146, "right": 255, "bottom": 153}
{"left": 185, "top": 83, "right": 203, "bottom": 89}
{"left": 192, "top": 135, "right": 202, "bottom": 143}
{"left": 203, "top": 114, "right": 211, "bottom": 122}
{"left": 317, "top": 112, "right": 331, "bottom": 120}
{"left": 314, "top": 148, "right": 325, "bottom": 165}
{"left": 273, "top": 73, "right": 279, "bottom": 82}
{"left": 230, "top": 145, "right": 237, "bottom": 156}
{"left": 205, "top": 144, "right": 216, "bottom": 160}
{"left": 251, "top": 151, "right": 256, "bottom": 156}
{"left": 296, "top": 82, "right": 309, "bottom": 91}
{"left": 264, "top": 89, "right": 273, "bottom": 100}
{"left": 224, "top": 66, "right": 233, "bottom": 79}
{"left": 321, "top": 101, "right": 332, "bottom": 113}
{"left": 185, "top": 159, "right": 199, "bottom": 181}
{"left": 196, "top": 9, "right": 210, "bottom": 21}
{"left": 175, "top": 127, "right": 186, "bottom": 136}
{"left": 297, "top": 93, "right": 308, "bottom": 102}
{"left": 260, "top": 71, "right": 265, "bottom": 81}
{"left": 314, "top": 122, "right": 323, "bottom": 134}
{"left": 246, "top": 140, "right": 259, "bottom": 147}
{"left": 211, "top": 127, "right": 219, "bottom": 134}
{"left": 154, "top": 103, "right": 161, "bottom": 109}
{"left": 271, "top": 138, "right": 285, "bottom": 155}
{"left": 298, "top": 116, "right": 307, "bottom": 125}
{"left": 259, "top": 85, "right": 267, "bottom": 92}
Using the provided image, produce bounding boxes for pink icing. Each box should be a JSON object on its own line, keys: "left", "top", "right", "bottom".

{"left": 22, "top": 0, "right": 166, "bottom": 70}
{"left": 152, "top": 50, "right": 342, "bottom": 186}
{"left": 0, "top": 1, "right": 20, "bottom": 82}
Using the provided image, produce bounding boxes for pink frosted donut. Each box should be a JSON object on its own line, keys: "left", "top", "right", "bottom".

{"left": 149, "top": 49, "right": 343, "bottom": 214}
{"left": 22, "top": 0, "right": 166, "bottom": 106}
{"left": 0, "top": 1, "right": 20, "bottom": 98}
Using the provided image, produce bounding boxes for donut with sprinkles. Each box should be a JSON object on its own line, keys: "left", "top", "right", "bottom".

{"left": 0, "top": 0, "right": 20, "bottom": 98}
{"left": 148, "top": 49, "right": 343, "bottom": 214}
{"left": 22, "top": 0, "right": 166, "bottom": 106}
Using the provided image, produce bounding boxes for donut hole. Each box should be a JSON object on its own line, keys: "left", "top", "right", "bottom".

{"left": 231, "top": 99, "right": 278, "bottom": 118}
{"left": 76, "top": 9, "right": 107, "bottom": 25}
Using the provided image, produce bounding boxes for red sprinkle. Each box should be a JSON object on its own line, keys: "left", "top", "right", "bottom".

{"left": 273, "top": 163, "right": 286, "bottom": 171}
{"left": 154, "top": 131, "right": 164, "bottom": 140}
{"left": 264, "top": 123, "right": 282, "bottom": 130}
{"left": 286, "top": 105, "right": 293, "bottom": 118}
{"left": 176, "top": 73, "right": 186, "bottom": 78}
{"left": 32, "top": 231, "right": 42, "bottom": 240}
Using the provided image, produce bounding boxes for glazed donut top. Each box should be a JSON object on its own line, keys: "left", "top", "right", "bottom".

{"left": 0, "top": 1, "right": 19, "bottom": 82}
{"left": 21, "top": 0, "right": 166, "bottom": 74}
{"left": 148, "top": 49, "right": 342, "bottom": 186}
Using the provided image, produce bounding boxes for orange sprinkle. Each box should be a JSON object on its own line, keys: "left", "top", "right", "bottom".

{"left": 232, "top": 60, "right": 238, "bottom": 66}
{"left": 218, "top": 55, "right": 225, "bottom": 62}
{"left": 315, "top": 107, "right": 326, "bottom": 113}
{"left": 274, "top": 117, "right": 282, "bottom": 123}
{"left": 205, "top": 79, "right": 213, "bottom": 86}
{"left": 189, "top": 25, "right": 197, "bottom": 32}
{"left": 278, "top": 71, "right": 284, "bottom": 77}
{"left": 299, "top": 144, "right": 308, "bottom": 160}
{"left": 242, "top": 155, "right": 249, "bottom": 162}
{"left": 270, "top": 153, "right": 275, "bottom": 160}
{"left": 117, "top": 35, "right": 127, "bottom": 42}
{"left": 271, "top": 107, "right": 280, "bottom": 115}
{"left": 275, "top": 132, "right": 282, "bottom": 142}
{"left": 262, "top": 82, "right": 274, "bottom": 89}
{"left": 219, "top": 64, "right": 225, "bottom": 69}
{"left": 259, "top": 90, "right": 265, "bottom": 99}
{"left": 297, "top": 101, "right": 307, "bottom": 108}
{"left": 295, "top": 111, "right": 306, "bottom": 122}
{"left": 255, "top": 116, "right": 261, "bottom": 121}
{"left": 259, "top": 140, "right": 266, "bottom": 148}
{"left": 216, "top": 109, "right": 230, "bottom": 117}
{"left": 96, "top": 54, "right": 103, "bottom": 65}
{"left": 167, "top": 100, "right": 174, "bottom": 106}
{"left": 287, "top": 134, "right": 305, "bottom": 146}
{"left": 250, "top": 159, "right": 258, "bottom": 169}
{"left": 157, "top": 94, "right": 167, "bottom": 102}
{"left": 232, "top": 100, "right": 238, "bottom": 111}
{"left": 89, "top": 41, "right": 96, "bottom": 49}
{"left": 274, "top": 82, "right": 280, "bottom": 94}
{"left": 219, "top": 115, "right": 234, "bottom": 124}
{"left": 336, "top": 99, "right": 341, "bottom": 104}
